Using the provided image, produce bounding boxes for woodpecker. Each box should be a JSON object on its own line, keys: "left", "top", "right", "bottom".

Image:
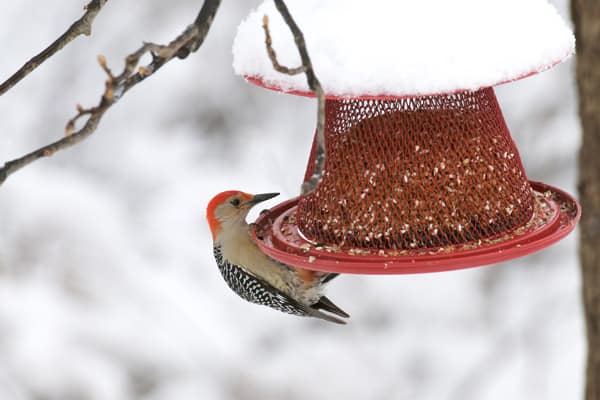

{"left": 206, "top": 190, "right": 349, "bottom": 324}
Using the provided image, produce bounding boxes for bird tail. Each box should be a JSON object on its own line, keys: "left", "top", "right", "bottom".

{"left": 320, "top": 273, "right": 340, "bottom": 284}
{"left": 311, "top": 295, "right": 350, "bottom": 319}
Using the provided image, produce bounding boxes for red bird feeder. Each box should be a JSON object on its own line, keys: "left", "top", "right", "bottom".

{"left": 233, "top": 1, "right": 580, "bottom": 274}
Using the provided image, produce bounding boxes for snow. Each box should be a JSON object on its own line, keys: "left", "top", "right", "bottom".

{"left": 0, "top": 1, "right": 583, "bottom": 400}
{"left": 233, "top": 0, "right": 575, "bottom": 97}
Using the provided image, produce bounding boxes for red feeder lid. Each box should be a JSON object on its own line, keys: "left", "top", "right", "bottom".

{"left": 244, "top": 68, "right": 560, "bottom": 100}
{"left": 248, "top": 88, "right": 580, "bottom": 274}
{"left": 233, "top": 0, "right": 575, "bottom": 99}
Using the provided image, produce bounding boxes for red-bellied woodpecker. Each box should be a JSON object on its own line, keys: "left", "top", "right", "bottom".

{"left": 206, "top": 190, "right": 349, "bottom": 324}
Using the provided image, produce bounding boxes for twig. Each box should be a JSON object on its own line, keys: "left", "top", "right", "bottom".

{"left": 262, "top": 16, "right": 305, "bottom": 75}
{"left": 0, "top": 0, "right": 222, "bottom": 185}
{"left": 0, "top": 0, "right": 108, "bottom": 96}
{"left": 263, "top": 1, "right": 326, "bottom": 195}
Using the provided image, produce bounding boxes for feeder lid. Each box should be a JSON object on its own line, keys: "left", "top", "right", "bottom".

{"left": 233, "top": 0, "right": 575, "bottom": 98}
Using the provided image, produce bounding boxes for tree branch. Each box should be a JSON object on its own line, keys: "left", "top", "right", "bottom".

{"left": 263, "top": 1, "right": 326, "bottom": 196}
{"left": 0, "top": 0, "right": 222, "bottom": 185}
{"left": 0, "top": 0, "right": 108, "bottom": 96}
{"left": 262, "top": 16, "right": 305, "bottom": 75}
{"left": 572, "top": 1, "right": 600, "bottom": 399}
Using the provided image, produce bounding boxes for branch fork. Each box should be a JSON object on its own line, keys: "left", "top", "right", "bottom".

{"left": 262, "top": 1, "right": 326, "bottom": 196}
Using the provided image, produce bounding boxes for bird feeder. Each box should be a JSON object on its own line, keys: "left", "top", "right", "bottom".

{"left": 233, "top": 0, "right": 580, "bottom": 274}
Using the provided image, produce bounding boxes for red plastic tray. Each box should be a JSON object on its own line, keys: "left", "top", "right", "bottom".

{"left": 250, "top": 181, "right": 580, "bottom": 274}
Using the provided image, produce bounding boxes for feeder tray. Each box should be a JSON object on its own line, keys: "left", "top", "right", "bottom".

{"left": 252, "top": 182, "right": 578, "bottom": 274}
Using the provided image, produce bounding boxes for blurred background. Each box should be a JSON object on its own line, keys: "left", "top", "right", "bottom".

{"left": 0, "top": 1, "right": 582, "bottom": 399}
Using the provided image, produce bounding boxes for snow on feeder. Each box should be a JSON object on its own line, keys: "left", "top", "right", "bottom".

{"left": 233, "top": 0, "right": 580, "bottom": 274}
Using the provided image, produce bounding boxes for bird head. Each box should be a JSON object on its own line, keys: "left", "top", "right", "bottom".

{"left": 206, "top": 190, "right": 279, "bottom": 240}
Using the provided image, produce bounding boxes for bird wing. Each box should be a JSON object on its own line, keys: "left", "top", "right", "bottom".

{"left": 214, "top": 246, "right": 346, "bottom": 324}
{"left": 228, "top": 262, "right": 346, "bottom": 324}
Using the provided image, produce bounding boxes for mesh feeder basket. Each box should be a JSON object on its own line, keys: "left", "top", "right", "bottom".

{"left": 233, "top": 0, "right": 580, "bottom": 274}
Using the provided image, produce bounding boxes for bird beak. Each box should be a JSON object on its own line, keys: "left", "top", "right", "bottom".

{"left": 244, "top": 192, "right": 279, "bottom": 206}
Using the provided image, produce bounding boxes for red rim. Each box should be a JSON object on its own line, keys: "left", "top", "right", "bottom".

{"left": 250, "top": 181, "right": 580, "bottom": 274}
{"left": 244, "top": 60, "right": 562, "bottom": 100}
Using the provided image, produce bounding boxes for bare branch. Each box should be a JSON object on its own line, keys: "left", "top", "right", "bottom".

{"left": 0, "top": 0, "right": 108, "bottom": 96}
{"left": 263, "top": 1, "right": 326, "bottom": 196}
{"left": 0, "top": 0, "right": 222, "bottom": 185}
{"left": 262, "top": 16, "right": 305, "bottom": 75}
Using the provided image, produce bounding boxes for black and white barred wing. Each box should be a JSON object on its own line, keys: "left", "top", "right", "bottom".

{"left": 213, "top": 246, "right": 345, "bottom": 324}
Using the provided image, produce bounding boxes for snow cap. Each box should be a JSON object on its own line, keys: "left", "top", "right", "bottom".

{"left": 233, "top": 0, "right": 575, "bottom": 98}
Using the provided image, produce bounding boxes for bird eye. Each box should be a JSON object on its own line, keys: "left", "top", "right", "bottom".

{"left": 230, "top": 198, "right": 241, "bottom": 207}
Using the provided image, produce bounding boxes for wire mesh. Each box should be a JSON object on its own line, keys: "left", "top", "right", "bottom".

{"left": 298, "top": 88, "right": 534, "bottom": 250}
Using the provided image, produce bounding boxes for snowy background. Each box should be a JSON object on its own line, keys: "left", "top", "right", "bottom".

{"left": 0, "top": 1, "right": 583, "bottom": 400}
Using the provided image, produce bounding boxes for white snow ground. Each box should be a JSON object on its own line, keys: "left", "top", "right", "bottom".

{"left": 0, "top": 1, "right": 583, "bottom": 400}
